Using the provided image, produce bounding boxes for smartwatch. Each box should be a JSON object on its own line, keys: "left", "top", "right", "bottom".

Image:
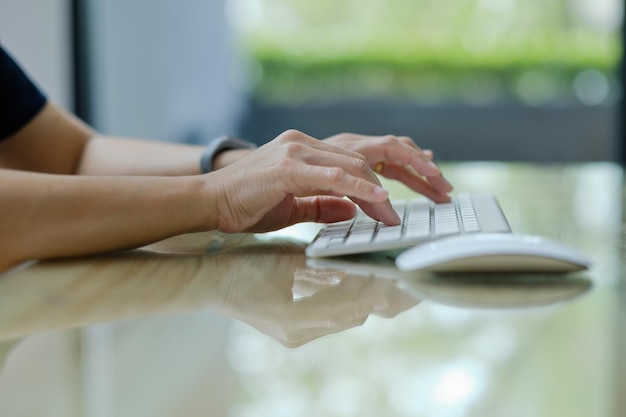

{"left": 200, "top": 136, "right": 258, "bottom": 173}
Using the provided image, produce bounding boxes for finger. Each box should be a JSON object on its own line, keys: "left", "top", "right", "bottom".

{"left": 287, "top": 164, "right": 400, "bottom": 225}
{"left": 277, "top": 140, "right": 386, "bottom": 194}
{"left": 378, "top": 163, "right": 452, "bottom": 202}
{"left": 425, "top": 173, "right": 454, "bottom": 194}
{"left": 323, "top": 133, "right": 439, "bottom": 179}
{"left": 275, "top": 134, "right": 402, "bottom": 225}
{"left": 381, "top": 145, "right": 442, "bottom": 177}
{"left": 286, "top": 196, "right": 357, "bottom": 225}
{"left": 360, "top": 136, "right": 440, "bottom": 177}
{"left": 316, "top": 133, "right": 447, "bottom": 199}
{"left": 299, "top": 149, "right": 404, "bottom": 224}
{"left": 350, "top": 196, "right": 402, "bottom": 225}
{"left": 299, "top": 144, "right": 387, "bottom": 187}
{"left": 292, "top": 164, "right": 388, "bottom": 202}
{"left": 282, "top": 129, "right": 374, "bottom": 163}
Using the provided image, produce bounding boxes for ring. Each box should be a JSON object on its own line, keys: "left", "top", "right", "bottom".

{"left": 374, "top": 162, "right": 384, "bottom": 174}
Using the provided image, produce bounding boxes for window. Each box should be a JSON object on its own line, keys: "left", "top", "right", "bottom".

{"left": 229, "top": 0, "right": 624, "bottom": 162}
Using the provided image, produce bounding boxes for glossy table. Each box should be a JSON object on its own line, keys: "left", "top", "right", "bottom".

{"left": 0, "top": 162, "right": 624, "bottom": 417}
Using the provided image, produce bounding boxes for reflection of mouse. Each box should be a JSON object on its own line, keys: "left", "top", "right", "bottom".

{"left": 400, "top": 273, "right": 593, "bottom": 309}
{"left": 395, "top": 233, "right": 592, "bottom": 273}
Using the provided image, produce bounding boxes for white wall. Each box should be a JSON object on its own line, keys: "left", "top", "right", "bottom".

{"left": 0, "top": 0, "right": 243, "bottom": 143}
{"left": 85, "top": 0, "right": 244, "bottom": 144}
{"left": 0, "top": 0, "right": 73, "bottom": 110}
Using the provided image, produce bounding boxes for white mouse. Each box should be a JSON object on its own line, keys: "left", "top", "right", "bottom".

{"left": 395, "top": 233, "right": 592, "bottom": 273}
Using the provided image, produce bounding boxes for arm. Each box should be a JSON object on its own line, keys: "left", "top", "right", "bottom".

{"left": 0, "top": 103, "right": 451, "bottom": 271}
{"left": 0, "top": 102, "right": 207, "bottom": 176}
{"left": 0, "top": 168, "right": 219, "bottom": 271}
{"left": 0, "top": 103, "right": 220, "bottom": 269}
{"left": 0, "top": 106, "right": 390, "bottom": 270}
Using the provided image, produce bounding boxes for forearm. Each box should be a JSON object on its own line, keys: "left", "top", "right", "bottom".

{"left": 77, "top": 135, "right": 206, "bottom": 176}
{"left": 77, "top": 135, "right": 258, "bottom": 175}
{"left": 0, "top": 169, "right": 218, "bottom": 270}
{"left": 0, "top": 102, "right": 225, "bottom": 177}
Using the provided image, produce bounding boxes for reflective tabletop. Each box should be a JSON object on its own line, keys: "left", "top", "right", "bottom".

{"left": 0, "top": 162, "right": 624, "bottom": 417}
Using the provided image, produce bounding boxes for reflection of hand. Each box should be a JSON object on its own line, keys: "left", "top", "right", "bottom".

{"left": 293, "top": 269, "right": 420, "bottom": 320}
{"left": 323, "top": 133, "right": 453, "bottom": 203}
{"left": 216, "top": 255, "right": 421, "bottom": 348}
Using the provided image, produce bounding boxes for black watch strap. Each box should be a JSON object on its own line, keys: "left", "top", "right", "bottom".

{"left": 200, "top": 136, "right": 257, "bottom": 173}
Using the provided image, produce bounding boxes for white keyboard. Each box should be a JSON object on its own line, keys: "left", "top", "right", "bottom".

{"left": 305, "top": 194, "right": 512, "bottom": 257}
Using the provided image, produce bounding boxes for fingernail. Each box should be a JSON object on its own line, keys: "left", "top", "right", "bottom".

{"left": 373, "top": 186, "right": 388, "bottom": 198}
{"left": 427, "top": 161, "right": 440, "bottom": 172}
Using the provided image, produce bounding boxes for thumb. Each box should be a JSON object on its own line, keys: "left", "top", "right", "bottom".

{"left": 289, "top": 196, "right": 357, "bottom": 225}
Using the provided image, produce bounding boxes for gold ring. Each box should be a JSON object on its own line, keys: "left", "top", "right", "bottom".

{"left": 374, "top": 162, "right": 384, "bottom": 174}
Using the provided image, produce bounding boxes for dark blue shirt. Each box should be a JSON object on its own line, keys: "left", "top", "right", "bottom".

{"left": 0, "top": 45, "right": 47, "bottom": 140}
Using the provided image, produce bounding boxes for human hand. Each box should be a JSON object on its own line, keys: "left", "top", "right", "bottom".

{"left": 322, "top": 133, "right": 453, "bottom": 203}
{"left": 209, "top": 130, "right": 402, "bottom": 233}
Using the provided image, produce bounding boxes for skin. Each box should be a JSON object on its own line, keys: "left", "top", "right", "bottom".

{"left": 0, "top": 102, "right": 453, "bottom": 271}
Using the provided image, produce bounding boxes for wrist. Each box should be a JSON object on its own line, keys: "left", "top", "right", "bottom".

{"left": 180, "top": 176, "right": 219, "bottom": 235}
{"left": 200, "top": 136, "right": 257, "bottom": 173}
{"left": 212, "top": 148, "right": 255, "bottom": 171}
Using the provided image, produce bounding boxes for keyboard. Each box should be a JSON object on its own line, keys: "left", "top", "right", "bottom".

{"left": 305, "top": 194, "right": 512, "bottom": 257}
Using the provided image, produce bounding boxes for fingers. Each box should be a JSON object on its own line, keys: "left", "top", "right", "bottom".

{"left": 376, "top": 162, "right": 453, "bottom": 203}
{"left": 291, "top": 165, "right": 401, "bottom": 225}
{"left": 217, "top": 130, "right": 453, "bottom": 233}
{"left": 323, "top": 133, "right": 453, "bottom": 201}
{"left": 377, "top": 136, "right": 443, "bottom": 178}
{"left": 378, "top": 140, "right": 454, "bottom": 199}
{"left": 290, "top": 196, "right": 357, "bottom": 225}
{"left": 280, "top": 130, "right": 449, "bottom": 218}
{"left": 275, "top": 137, "right": 401, "bottom": 225}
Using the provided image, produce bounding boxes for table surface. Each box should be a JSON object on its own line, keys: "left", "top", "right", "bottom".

{"left": 0, "top": 162, "right": 624, "bottom": 417}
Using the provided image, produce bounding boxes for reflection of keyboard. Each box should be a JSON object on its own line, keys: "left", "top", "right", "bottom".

{"left": 305, "top": 194, "right": 512, "bottom": 257}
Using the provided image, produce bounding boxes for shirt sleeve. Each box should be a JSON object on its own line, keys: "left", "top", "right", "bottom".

{"left": 0, "top": 44, "right": 47, "bottom": 140}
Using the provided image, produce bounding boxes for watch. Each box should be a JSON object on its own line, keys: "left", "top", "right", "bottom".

{"left": 200, "top": 136, "right": 258, "bottom": 173}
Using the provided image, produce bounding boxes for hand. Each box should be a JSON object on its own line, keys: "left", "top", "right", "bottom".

{"left": 213, "top": 132, "right": 452, "bottom": 203}
{"left": 323, "top": 133, "right": 453, "bottom": 203}
{"left": 209, "top": 130, "right": 402, "bottom": 233}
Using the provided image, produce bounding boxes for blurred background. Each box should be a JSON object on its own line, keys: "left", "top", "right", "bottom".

{"left": 0, "top": 0, "right": 624, "bottom": 161}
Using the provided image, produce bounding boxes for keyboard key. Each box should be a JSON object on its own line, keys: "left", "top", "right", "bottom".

{"left": 345, "top": 233, "right": 374, "bottom": 246}
{"left": 374, "top": 225, "right": 403, "bottom": 243}
{"left": 404, "top": 225, "right": 431, "bottom": 240}
{"left": 312, "top": 236, "right": 332, "bottom": 248}
{"left": 327, "top": 237, "right": 347, "bottom": 247}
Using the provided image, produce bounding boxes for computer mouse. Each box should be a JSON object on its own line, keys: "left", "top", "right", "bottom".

{"left": 395, "top": 233, "right": 592, "bottom": 273}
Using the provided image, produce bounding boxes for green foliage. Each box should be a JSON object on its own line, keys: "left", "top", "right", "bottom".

{"left": 234, "top": 0, "right": 621, "bottom": 103}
